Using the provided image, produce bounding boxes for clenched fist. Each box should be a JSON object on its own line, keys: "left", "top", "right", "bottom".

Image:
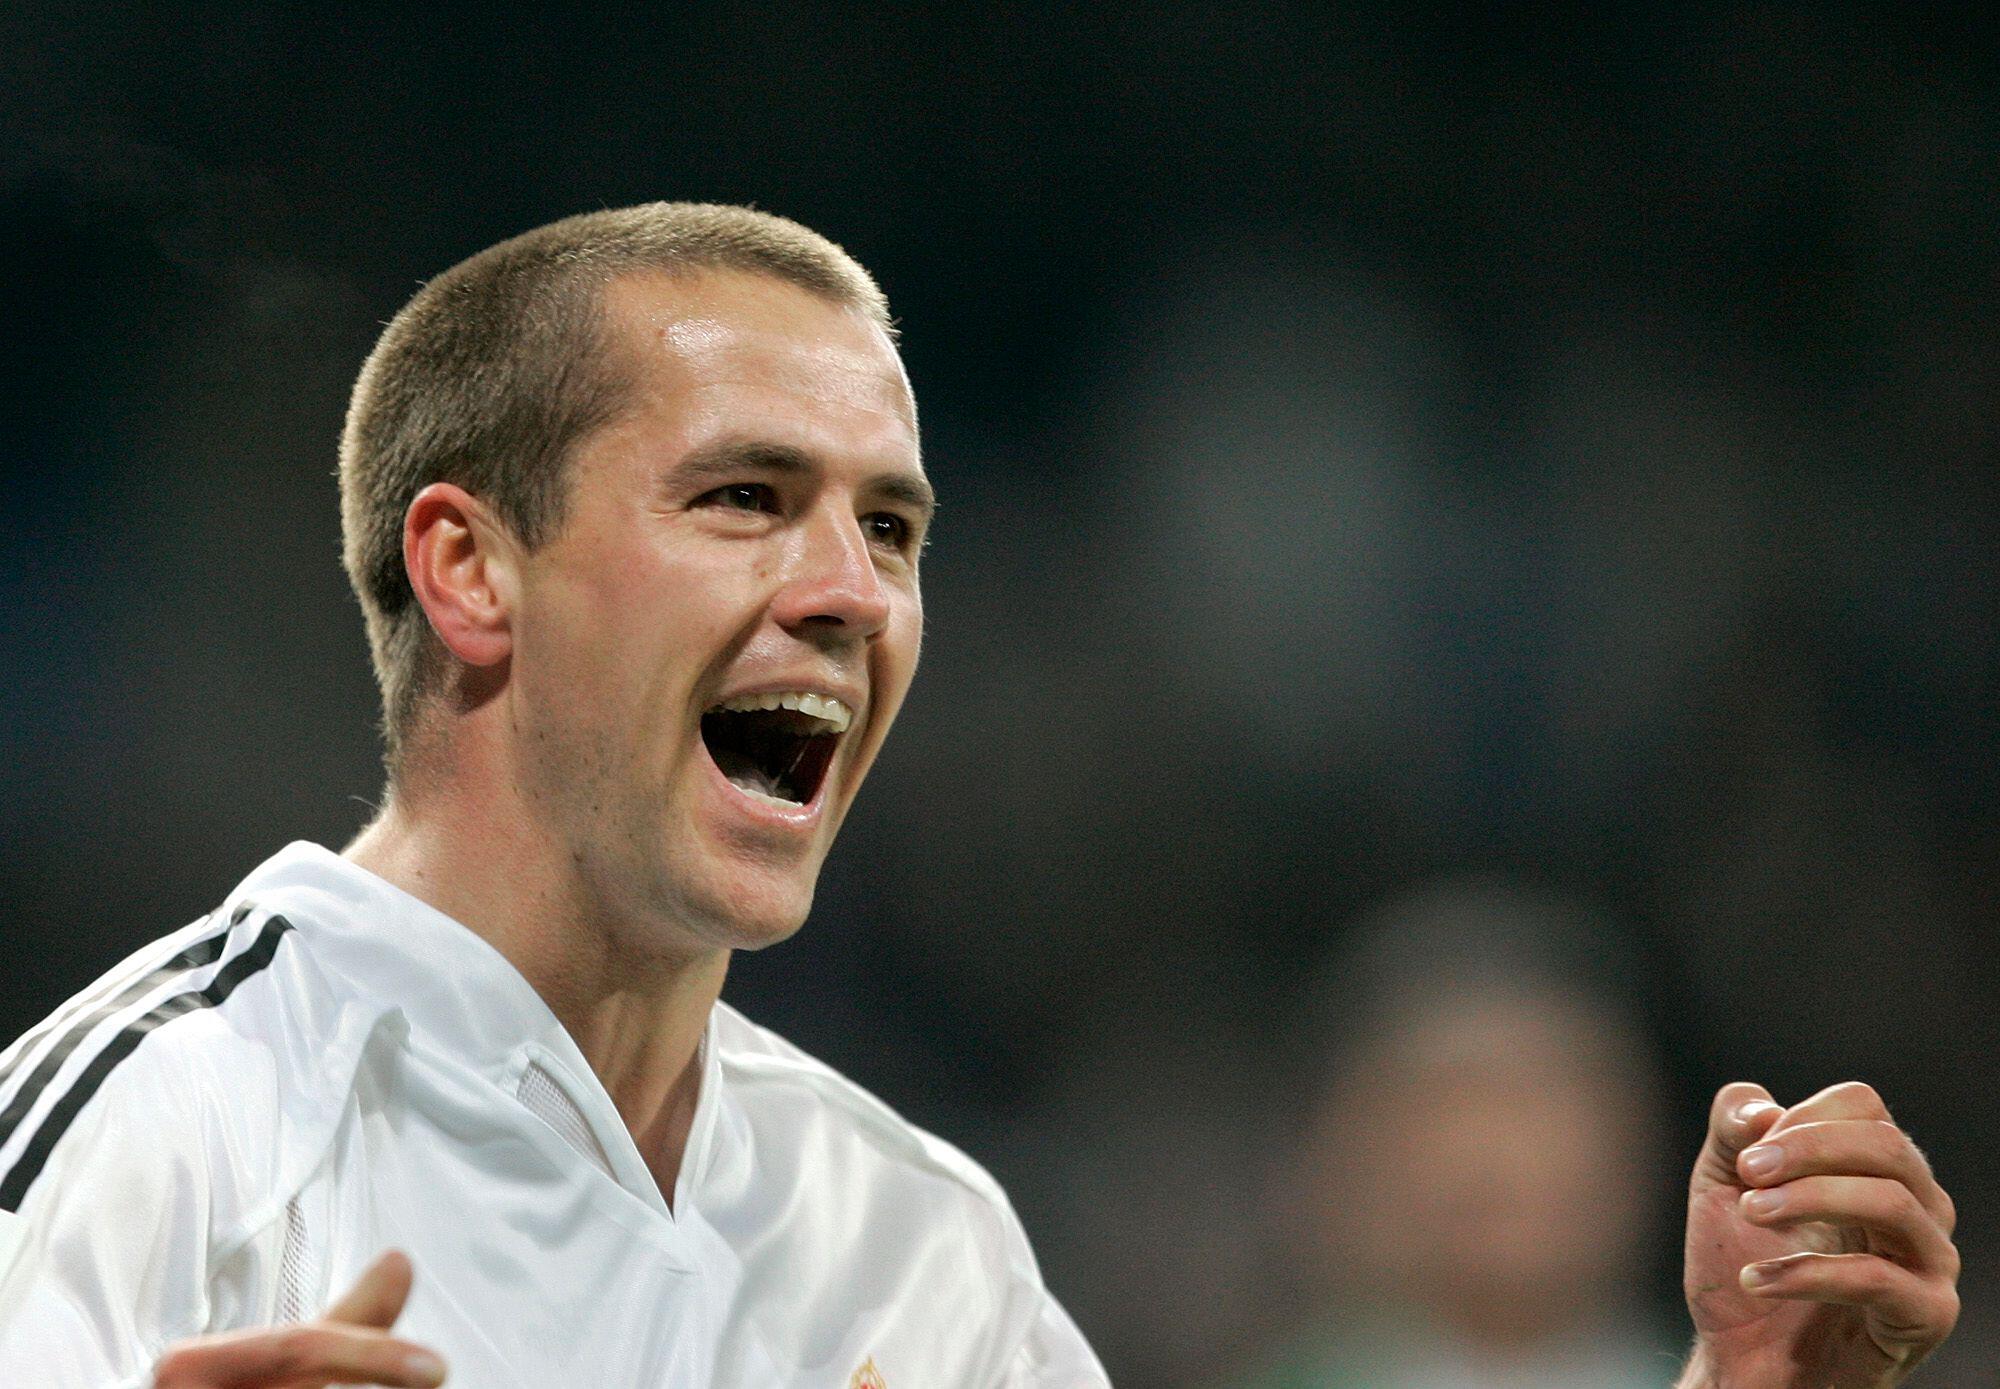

{"left": 1679, "top": 1082, "right": 1959, "bottom": 1389}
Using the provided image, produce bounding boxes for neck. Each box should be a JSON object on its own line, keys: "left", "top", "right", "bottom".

{"left": 344, "top": 781, "right": 727, "bottom": 1207}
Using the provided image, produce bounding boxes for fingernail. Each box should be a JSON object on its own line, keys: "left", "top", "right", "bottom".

{"left": 1740, "top": 1143, "right": 1782, "bottom": 1178}
{"left": 1740, "top": 1261, "right": 1778, "bottom": 1290}
{"left": 405, "top": 1350, "right": 447, "bottom": 1385}
{"left": 1733, "top": 1099, "right": 1778, "bottom": 1125}
{"left": 1742, "top": 1187, "right": 1784, "bottom": 1217}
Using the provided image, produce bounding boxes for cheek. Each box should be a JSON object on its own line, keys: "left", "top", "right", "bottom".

{"left": 525, "top": 578, "right": 704, "bottom": 743}
{"left": 884, "top": 598, "right": 925, "bottom": 678}
{"left": 863, "top": 617, "right": 922, "bottom": 734}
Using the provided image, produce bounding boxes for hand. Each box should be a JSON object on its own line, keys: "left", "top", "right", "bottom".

{"left": 1680, "top": 1082, "right": 1959, "bottom": 1389}
{"left": 152, "top": 1249, "right": 448, "bottom": 1388}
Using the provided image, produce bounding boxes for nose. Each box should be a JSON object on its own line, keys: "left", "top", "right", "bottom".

{"left": 771, "top": 503, "right": 892, "bottom": 640}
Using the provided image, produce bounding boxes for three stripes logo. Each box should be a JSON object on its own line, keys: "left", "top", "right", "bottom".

{"left": 0, "top": 904, "right": 293, "bottom": 1211}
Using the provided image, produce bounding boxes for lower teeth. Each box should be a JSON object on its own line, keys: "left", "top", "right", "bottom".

{"left": 729, "top": 771, "right": 799, "bottom": 805}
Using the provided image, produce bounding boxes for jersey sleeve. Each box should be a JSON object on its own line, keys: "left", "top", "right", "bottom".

{"left": 1001, "top": 1287, "right": 1112, "bottom": 1388}
{"left": 0, "top": 1045, "right": 218, "bottom": 1388}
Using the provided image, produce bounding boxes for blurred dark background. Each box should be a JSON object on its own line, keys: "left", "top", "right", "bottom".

{"left": 3, "top": 5, "right": 1995, "bottom": 1386}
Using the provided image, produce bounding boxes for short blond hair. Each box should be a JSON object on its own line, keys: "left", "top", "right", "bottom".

{"left": 339, "top": 203, "right": 892, "bottom": 776}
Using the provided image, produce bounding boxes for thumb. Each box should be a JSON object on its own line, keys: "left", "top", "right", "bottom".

{"left": 323, "top": 1249, "right": 415, "bottom": 1330}
{"left": 1692, "top": 1082, "right": 1784, "bottom": 1191}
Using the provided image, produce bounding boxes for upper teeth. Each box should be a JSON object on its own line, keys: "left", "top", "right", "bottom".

{"left": 712, "top": 691, "right": 853, "bottom": 733}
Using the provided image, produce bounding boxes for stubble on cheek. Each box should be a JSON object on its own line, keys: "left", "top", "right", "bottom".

{"left": 512, "top": 679, "right": 628, "bottom": 858}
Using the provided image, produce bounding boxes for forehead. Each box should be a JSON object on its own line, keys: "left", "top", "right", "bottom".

{"left": 597, "top": 268, "right": 918, "bottom": 448}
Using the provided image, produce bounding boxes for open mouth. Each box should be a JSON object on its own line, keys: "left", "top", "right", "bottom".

{"left": 699, "top": 691, "right": 852, "bottom": 807}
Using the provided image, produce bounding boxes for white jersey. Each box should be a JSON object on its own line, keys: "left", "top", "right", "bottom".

{"left": 0, "top": 843, "right": 1107, "bottom": 1389}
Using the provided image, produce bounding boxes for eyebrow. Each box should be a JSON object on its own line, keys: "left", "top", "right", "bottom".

{"left": 671, "top": 439, "right": 937, "bottom": 519}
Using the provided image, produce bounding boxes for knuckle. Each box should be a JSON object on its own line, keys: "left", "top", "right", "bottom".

{"left": 1938, "top": 1285, "right": 1962, "bottom": 1335}
{"left": 1837, "top": 1080, "right": 1888, "bottom": 1115}
{"left": 1889, "top": 1180, "right": 1924, "bottom": 1221}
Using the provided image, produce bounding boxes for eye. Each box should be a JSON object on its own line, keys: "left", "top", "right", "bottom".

{"left": 697, "top": 482, "right": 779, "bottom": 514}
{"left": 863, "top": 512, "right": 912, "bottom": 551}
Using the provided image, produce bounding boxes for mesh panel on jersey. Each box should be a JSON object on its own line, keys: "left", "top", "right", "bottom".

{"left": 517, "top": 1061, "right": 614, "bottom": 1176}
{"left": 277, "top": 1193, "right": 317, "bottom": 1324}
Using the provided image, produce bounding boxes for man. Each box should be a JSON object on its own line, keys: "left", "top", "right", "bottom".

{"left": 0, "top": 204, "right": 1960, "bottom": 1388}
{"left": 0, "top": 204, "right": 1104, "bottom": 1388}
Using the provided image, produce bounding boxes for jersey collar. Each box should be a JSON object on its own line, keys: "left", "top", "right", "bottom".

{"left": 231, "top": 841, "right": 722, "bottom": 1226}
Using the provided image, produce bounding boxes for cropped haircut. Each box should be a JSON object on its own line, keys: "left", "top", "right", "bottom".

{"left": 338, "top": 203, "right": 893, "bottom": 778}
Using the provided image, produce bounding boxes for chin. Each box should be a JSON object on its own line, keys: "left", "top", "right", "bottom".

{"left": 687, "top": 872, "right": 818, "bottom": 953}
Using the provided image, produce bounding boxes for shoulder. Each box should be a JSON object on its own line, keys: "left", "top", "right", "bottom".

{"left": 0, "top": 901, "right": 365, "bottom": 1367}
{"left": 709, "top": 1001, "right": 1044, "bottom": 1294}
{"left": 0, "top": 898, "right": 386, "bottom": 1232}
{"left": 710, "top": 1000, "right": 1020, "bottom": 1219}
{"left": 706, "top": 1003, "right": 1100, "bottom": 1381}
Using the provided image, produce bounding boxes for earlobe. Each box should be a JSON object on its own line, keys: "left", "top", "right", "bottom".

{"left": 404, "top": 483, "right": 516, "bottom": 668}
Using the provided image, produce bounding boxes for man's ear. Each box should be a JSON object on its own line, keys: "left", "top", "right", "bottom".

{"left": 403, "top": 482, "right": 519, "bottom": 668}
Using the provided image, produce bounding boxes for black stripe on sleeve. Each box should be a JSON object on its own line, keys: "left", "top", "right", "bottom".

{"left": 0, "top": 908, "right": 244, "bottom": 1116}
{"left": 0, "top": 913, "right": 294, "bottom": 1212}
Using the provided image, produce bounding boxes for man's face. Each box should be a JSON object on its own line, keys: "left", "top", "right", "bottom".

{"left": 504, "top": 268, "right": 929, "bottom": 956}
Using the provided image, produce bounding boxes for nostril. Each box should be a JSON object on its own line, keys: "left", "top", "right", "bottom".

{"left": 780, "top": 581, "right": 890, "bottom": 636}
